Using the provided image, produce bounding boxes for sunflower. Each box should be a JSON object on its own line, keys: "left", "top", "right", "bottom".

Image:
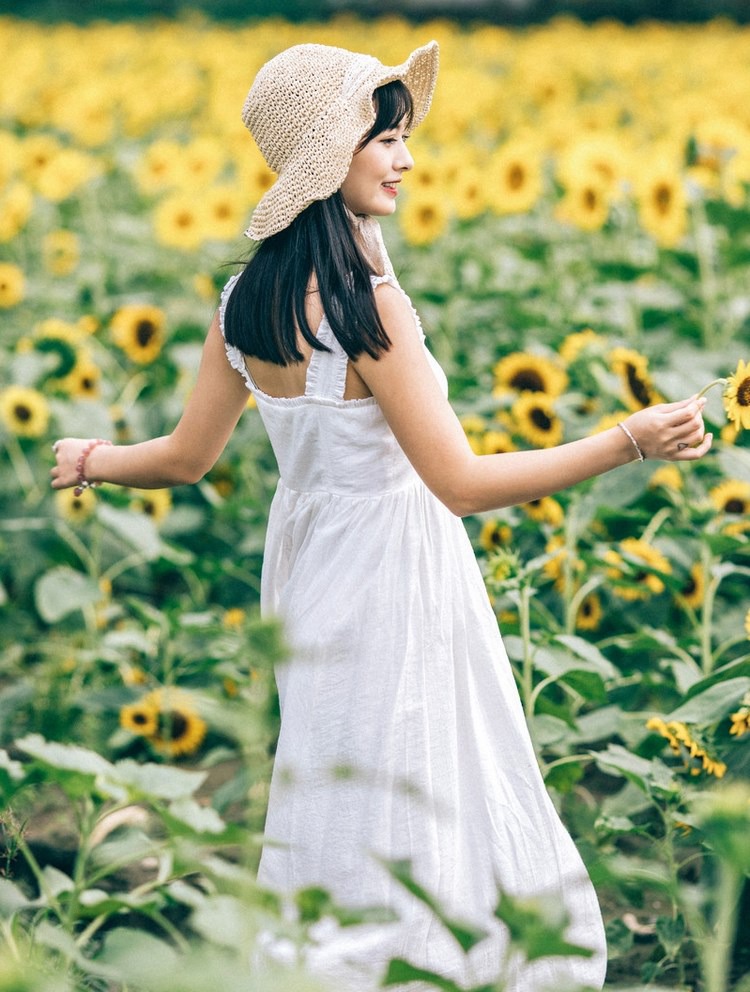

{"left": 592, "top": 411, "right": 630, "bottom": 435}
{"left": 649, "top": 464, "right": 683, "bottom": 492}
{"left": 488, "top": 140, "right": 543, "bottom": 215}
{"left": 555, "top": 179, "right": 610, "bottom": 233}
{"left": 520, "top": 496, "right": 564, "bottom": 527}
{"left": 558, "top": 328, "right": 601, "bottom": 365}
{"left": 120, "top": 698, "right": 159, "bottom": 737}
{"left": 723, "top": 358, "right": 750, "bottom": 431}
{"left": 576, "top": 592, "right": 603, "bottom": 632}
{"left": 134, "top": 138, "right": 182, "bottom": 195}
{"left": 148, "top": 688, "right": 207, "bottom": 758}
{"left": 542, "top": 534, "right": 584, "bottom": 591}
{"left": 0, "top": 263, "right": 25, "bottom": 308}
{"left": 709, "top": 479, "right": 750, "bottom": 516}
{"left": 399, "top": 194, "right": 449, "bottom": 247}
{"left": 59, "top": 356, "right": 101, "bottom": 399}
{"left": 678, "top": 564, "right": 705, "bottom": 609}
{"left": 128, "top": 487, "right": 172, "bottom": 524}
{"left": 451, "top": 165, "right": 486, "bottom": 221}
{"left": 153, "top": 193, "right": 205, "bottom": 251}
{"left": 609, "top": 346, "right": 660, "bottom": 410}
{"left": 646, "top": 717, "right": 726, "bottom": 778}
{"left": 35, "top": 148, "right": 98, "bottom": 203}
{"left": 729, "top": 707, "right": 750, "bottom": 738}
{"left": 177, "top": 136, "right": 225, "bottom": 190}
{"left": 604, "top": 537, "right": 672, "bottom": 600}
{"left": 0, "top": 182, "right": 33, "bottom": 243}
{"left": 111, "top": 305, "right": 165, "bottom": 364}
{"left": 0, "top": 386, "right": 49, "bottom": 438}
{"left": 223, "top": 607, "right": 246, "bottom": 629}
{"left": 479, "top": 519, "right": 512, "bottom": 552}
{"left": 201, "top": 184, "right": 244, "bottom": 241}
{"left": 481, "top": 429, "right": 516, "bottom": 455}
{"left": 460, "top": 414, "right": 486, "bottom": 454}
{"left": 42, "top": 230, "right": 80, "bottom": 276}
{"left": 55, "top": 487, "right": 96, "bottom": 523}
{"left": 635, "top": 165, "right": 688, "bottom": 248}
{"left": 493, "top": 352, "right": 568, "bottom": 398}
{"left": 511, "top": 393, "right": 564, "bottom": 448}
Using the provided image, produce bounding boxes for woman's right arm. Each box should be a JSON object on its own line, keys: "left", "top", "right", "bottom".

{"left": 51, "top": 312, "right": 251, "bottom": 491}
{"left": 354, "top": 284, "right": 712, "bottom": 518}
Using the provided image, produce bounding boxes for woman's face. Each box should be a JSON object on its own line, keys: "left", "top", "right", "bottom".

{"left": 340, "top": 119, "right": 414, "bottom": 217}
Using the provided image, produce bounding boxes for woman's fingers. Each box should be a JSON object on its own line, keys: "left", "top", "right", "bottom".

{"left": 674, "top": 432, "right": 713, "bottom": 459}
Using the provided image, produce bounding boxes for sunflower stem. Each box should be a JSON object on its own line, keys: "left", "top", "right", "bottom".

{"left": 700, "top": 544, "right": 719, "bottom": 676}
{"left": 4, "top": 435, "right": 42, "bottom": 504}
{"left": 519, "top": 583, "right": 534, "bottom": 718}
{"left": 691, "top": 196, "right": 719, "bottom": 351}
{"left": 696, "top": 377, "right": 728, "bottom": 401}
{"left": 641, "top": 505, "right": 671, "bottom": 545}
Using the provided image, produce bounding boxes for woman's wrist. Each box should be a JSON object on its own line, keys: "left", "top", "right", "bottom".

{"left": 73, "top": 438, "right": 113, "bottom": 495}
{"left": 616, "top": 421, "right": 646, "bottom": 462}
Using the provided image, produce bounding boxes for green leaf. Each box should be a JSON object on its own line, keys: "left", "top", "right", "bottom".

{"left": 0, "top": 878, "right": 38, "bottom": 917}
{"left": 594, "top": 744, "right": 678, "bottom": 796}
{"left": 97, "top": 504, "right": 162, "bottom": 560}
{"left": 494, "top": 889, "right": 594, "bottom": 962}
{"left": 655, "top": 914, "right": 685, "bottom": 957}
{"left": 382, "top": 959, "right": 469, "bottom": 991}
{"left": 552, "top": 635, "right": 619, "bottom": 680}
{"left": 108, "top": 759, "right": 207, "bottom": 801}
{"left": 667, "top": 677, "right": 750, "bottom": 724}
{"left": 95, "top": 927, "right": 179, "bottom": 984}
{"left": 34, "top": 566, "right": 101, "bottom": 623}
{"left": 718, "top": 445, "right": 750, "bottom": 485}
{"left": 17, "top": 734, "right": 113, "bottom": 778}
{"left": 605, "top": 917, "right": 633, "bottom": 957}
{"left": 382, "top": 859, "right": 487, "bottom": 953}
{"left": 167, "top": 798, "right": 226, "bottom": 835}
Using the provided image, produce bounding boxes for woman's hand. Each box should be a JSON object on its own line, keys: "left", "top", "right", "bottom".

{"left": 623, "top": 395, "right": 713, "bottom": 462}
{"left": 50, "top": 438, "right": 96, "bottom": 490}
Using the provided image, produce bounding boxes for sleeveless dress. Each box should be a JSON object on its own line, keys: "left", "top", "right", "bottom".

{"left": 219, "top": 272, "right": 607, "bottom": 992}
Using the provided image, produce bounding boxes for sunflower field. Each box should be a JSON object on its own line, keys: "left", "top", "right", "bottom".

{"left": 1, "top": 11, "right": 750, "bottom": 992}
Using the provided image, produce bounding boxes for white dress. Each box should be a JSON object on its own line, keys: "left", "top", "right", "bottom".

{"left": 219, "top": 272, "right": 607, "bottom": 992}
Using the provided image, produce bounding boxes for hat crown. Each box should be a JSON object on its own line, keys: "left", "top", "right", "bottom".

{"left": 244, "top": 44, "right": 376, "bottom": 174}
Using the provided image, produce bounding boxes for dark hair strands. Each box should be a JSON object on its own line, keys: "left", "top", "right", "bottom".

{"left": 223, "top": 79, "right": 414, "bottom": 367}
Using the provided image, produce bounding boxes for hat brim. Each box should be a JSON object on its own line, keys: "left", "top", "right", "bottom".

{"left": 245, "top": 41, "right": 439, "bottom": 241}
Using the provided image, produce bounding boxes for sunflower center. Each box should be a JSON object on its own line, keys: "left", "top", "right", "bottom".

{"left": 132, "top": 710, "right": 151, "bottom": 727}
{"left": 581, "top": 599, "right": 593, "bottom": 616}
{"left": 530, "top": 407, "right": 553, "bottom": 430}
{"left": 135, "top": 319, "right": 156, "bottom": 347}
{"left": 583, "top": 188, "right": 598, "bottom": 210}
{"left": 510, "top": 369, "right": 545, "bottom": 392}
{"left": 508, "top": 164, "right": 525, "bottom": 190}
{"left": 419, "top": 206, "right": 436, "bottom": 223}
{"left": 625, "top": 364, "right": 653, "bottom": 407}
{"left": 13, "top": 403, "right": 32, "bottom": 423}
{"left": 655, "top": 183, "right": 672, "bottom": 214}
{"left": 737, "top": 377, "right": 750, "bottom": 406}
{"left": 684, "top": 577, "right": 696, "bottom": 596}
{"left": 725, "top": 498, "right": 746, "bottom": 514}
{"left": 162, "top": 710, "right": 189, "bottom": 740}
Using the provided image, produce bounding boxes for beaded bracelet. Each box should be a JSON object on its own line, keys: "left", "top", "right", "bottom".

{"left": 74, "top": 439, "right": 112, "bottom": 496}
{"left": 617, "top": 422, "right": 646, "bottom": 462}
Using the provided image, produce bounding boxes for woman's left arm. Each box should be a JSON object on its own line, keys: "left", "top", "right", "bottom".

{"left": 50, "top": 312, "right": 251, "bottom": 491}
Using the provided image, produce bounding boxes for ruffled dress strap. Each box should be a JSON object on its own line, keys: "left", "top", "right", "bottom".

{"left": 371, "top": 272, "right": 426, "bottom": 344}
{"left": 304, "top": 316, "right": 348, "bottom": 400}
{"left": 218, "top": 273, "right": 255, "bottom": 391}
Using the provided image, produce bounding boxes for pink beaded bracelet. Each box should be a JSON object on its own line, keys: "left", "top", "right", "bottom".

{"left": 74, "top": 439, "right": 112, "bottom": 496}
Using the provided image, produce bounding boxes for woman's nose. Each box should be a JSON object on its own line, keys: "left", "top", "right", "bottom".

{"left": 397, "top": 143, "right": 414, "bottom": 172}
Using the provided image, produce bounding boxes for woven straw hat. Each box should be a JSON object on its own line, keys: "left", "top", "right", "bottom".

{"left": 242, "top": 40, "right": 439, "bottom": 240}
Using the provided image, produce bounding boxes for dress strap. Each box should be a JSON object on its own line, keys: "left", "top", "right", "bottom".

{"left": 304, "top": 317, "right": 348, "bottom": 400}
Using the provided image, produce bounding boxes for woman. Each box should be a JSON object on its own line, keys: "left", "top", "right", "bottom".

{"left": 52, "top": 41, "right": 712, "bottom": 991}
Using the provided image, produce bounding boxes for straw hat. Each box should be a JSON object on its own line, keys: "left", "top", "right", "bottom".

{"left": 242, "top": 41, "right": 439, "bottom": 241}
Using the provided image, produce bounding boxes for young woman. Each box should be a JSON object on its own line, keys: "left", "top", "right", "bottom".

{"left": 51, "top": 41, "right": 712, "bottom": 992}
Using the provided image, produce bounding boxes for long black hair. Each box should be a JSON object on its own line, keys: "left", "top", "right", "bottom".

{"left": 224, "top": 79, "right": 414, "bottom": 365}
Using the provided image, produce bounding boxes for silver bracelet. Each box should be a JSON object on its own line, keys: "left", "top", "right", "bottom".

{"left": 617, "top": 422, "right": 646, "bottom": 462}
